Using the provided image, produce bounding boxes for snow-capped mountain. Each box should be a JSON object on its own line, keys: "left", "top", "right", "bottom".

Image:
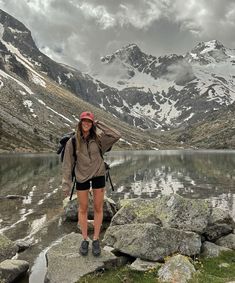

{"left": 92, "top": 40, "right": 235, "bottom": 130}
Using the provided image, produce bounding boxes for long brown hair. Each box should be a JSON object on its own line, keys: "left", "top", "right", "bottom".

{"left": 75, "top": 121, "right": 100, "bottom": 150}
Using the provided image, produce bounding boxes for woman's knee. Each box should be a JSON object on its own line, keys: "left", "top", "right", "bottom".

{"left": 79, "top": 203, "right": 88, "bottom": 214}
{"left": 93, "top": 203, "right": 103, "bottom": 214}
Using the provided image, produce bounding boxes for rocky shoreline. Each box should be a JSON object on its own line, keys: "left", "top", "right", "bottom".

{"left": 1, "top": 194, "right": 235, "bottom": 283}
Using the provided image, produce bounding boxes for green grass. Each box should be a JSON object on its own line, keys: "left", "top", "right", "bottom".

{"left": 79, "top": 251, "right": 235, "bottom": 283}
{"left": 79, "top": 265, "right": 160, "bottom": 283}
{"left": 190, "top": 250, "right": 235, "bottom": 283}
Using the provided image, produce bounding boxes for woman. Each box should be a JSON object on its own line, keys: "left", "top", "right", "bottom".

{"left": 62, "top": 111, "right": 121, "bottom": 256}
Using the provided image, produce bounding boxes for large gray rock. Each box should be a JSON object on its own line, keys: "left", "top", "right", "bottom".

{"left": 0, "top": 234, "right": 18, "bottom": 262}
{"left": 201, "top": 241, "right": 232, "bottom": 258}
{"left": 204, "top": 207, "right": 235, "bottom": 241}
{"left": 0, "top": 259, "right": 29, "bottom": 283}
{"left": 103, "top": 223, "right": 201, "bottom": 261}
{"left": 158, "top": 254, "right": 196, "bottom": 283}
{"left": 215, "top": 234, "right": 235, "bottom": 250}
{"left": 111, "top": 194, "right": 210, "bottom": 233}
{"left": 63, "top": 195, "right": 118, "bottom": 222}
{"left": 45, "top": 232, "right": 117, "bottom": 283}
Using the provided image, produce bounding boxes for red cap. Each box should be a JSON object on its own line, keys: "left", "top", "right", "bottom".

{"left": 80, "top": 111, "right": 94, "bottom": 122}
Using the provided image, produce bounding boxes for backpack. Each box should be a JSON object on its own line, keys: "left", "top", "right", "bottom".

{"left": 57, "top": 132, "right": 114, "bottom": 200}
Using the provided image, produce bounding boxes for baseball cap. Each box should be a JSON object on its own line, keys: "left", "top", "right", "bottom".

{"left": 80, "top": 111, "right": 94, "bottom": 122}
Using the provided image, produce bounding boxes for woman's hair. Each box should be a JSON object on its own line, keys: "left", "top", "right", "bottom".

{"left": 76, "top": 121, "right": 100, "bottom": 150}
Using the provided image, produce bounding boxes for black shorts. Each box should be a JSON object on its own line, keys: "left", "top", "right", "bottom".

{"left": 76, "top": 176, "right": 105, "bottom": 191}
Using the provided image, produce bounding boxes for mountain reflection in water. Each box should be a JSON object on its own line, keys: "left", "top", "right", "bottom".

{"left": 0, "top": 150, "right": 234, "bottom": 283}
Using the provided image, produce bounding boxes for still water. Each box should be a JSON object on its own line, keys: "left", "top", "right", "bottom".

{"left": 0, "top": 150, "right": 235, "bottom": 282}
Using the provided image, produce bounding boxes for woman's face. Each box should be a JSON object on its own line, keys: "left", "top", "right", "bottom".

{"left": 81, "top": 119, "right": 93, "bottom": 133}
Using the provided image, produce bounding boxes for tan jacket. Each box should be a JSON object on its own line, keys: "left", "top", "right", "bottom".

{"left": 62, "top": 121, "right": 121, "bottom": 191}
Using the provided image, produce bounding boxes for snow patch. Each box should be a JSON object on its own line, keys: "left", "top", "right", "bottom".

{"left": 190, "top": 53, "right": 199, "bottom": 60}
{"left": 37, "top": 99, "right": 46, "bottom": 106}
{"left": 23, "top": 100, "right": 37, "bottom": 118}
{"left": 0, "top": 80, "right": 3, "bottom": 89}
{"left": 99, "top": 98, "right": 106, "bottom": 110}
{"left": 47, "top": 120, "right": 55, "bottom": 125}
{"left": 31, "top": 73, "right": 46, "bottom": 87}
{"left": 46, "top": 106, "right": 73, "bottom": 123}
{"left": 57, "top": 76, "right": 62, "bottom": 85}
{"left": 158, "top": 99, "right": 181, "bottom": 124}
{"left": 72, "top": 115, "right": 80, "bottom": 122}
{"left": 65, "top": 72, "right": 73, "bottom": 79}
{"left": 184, "top": 112, "right": 194, "bottom": 121}
{"left": 19, "top": 90, "right": 27, "bottom": 96}
{"left": 8, "top": 27, "right": 26, "bottom": 34}
{"left": 119, "top": 138, "right": 132, "bottom": 145}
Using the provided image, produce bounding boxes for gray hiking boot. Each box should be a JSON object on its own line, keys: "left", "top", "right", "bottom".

{"left": 92, "top": 239, "right": 101, "bottom": 256}
{"left": 79, "top": 240, "right": 89, "bottom": 256}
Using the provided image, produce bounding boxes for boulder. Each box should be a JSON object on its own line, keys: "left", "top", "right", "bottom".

{"left": 0, "top": 234, "right": 18, "bottom": 262}
{"left": 158, "top": 254, "right": 196, "bottom": 283}
{"left": 103, "top": 223, "right": 201, "bottom": 261}
{"left": 215, "top": 233, "right": 235, "bottom": 250}
{"left": 201, "top": 241, "right": 232, "bottom": 258}
{"left": 130, "top": 258, "right": 162, "bottom": 272}
{"left": 45, "top": 232, "right": 117, "bottom": 283}
{"left": 63, "top": 194, "right": 118, "bottom": 222}
{"left": 0, "top": 259, "right": 29, "bottom": 283}
{"left": 110, "top": 194, "right": 210, "bottom": 233}
{"left": 15, "top": 239, "right": 32, "bottom": 252}
{"left": 203, "top": 207, "right": 234, "bottom": 241}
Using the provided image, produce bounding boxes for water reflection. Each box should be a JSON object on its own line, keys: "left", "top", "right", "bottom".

{"left": 0, "top": 150, "right": 234, "bottom": 283}
{"left": 106, "top": 151, "right": 235, "bottom": 205}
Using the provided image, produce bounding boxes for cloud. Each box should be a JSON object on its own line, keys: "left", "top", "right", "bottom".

{"left": 0, "top": 0, "right": 235, "bottom": 72}
{"left": 78, "top": 3, "right": 116, "bottom": 29}
{"left": 171, "top": 0, "right": 235, "bottom": 39}
{"left": 166, "top": 61, "right": 195, "bottom": 85}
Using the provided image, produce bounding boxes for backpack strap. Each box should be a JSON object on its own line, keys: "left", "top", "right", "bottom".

{"left": 70, "top": 136, "right": 77, "bottom": 200}
{"left": 71, "top": 136, "right": 77, "bottom": 162}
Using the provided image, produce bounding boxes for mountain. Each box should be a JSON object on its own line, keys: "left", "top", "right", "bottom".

{"left": 92, "top": 40, "right": 235, "bottom": 131}
{"left": 0, "top": 9, "right": 234, "bottom": 151}
{"left": 0, "top": 9, "right": 168, "bottom": 152}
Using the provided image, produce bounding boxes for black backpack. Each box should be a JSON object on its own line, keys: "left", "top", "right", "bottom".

{"left": 57, "top": 132, "right": 114, "bottom": 200}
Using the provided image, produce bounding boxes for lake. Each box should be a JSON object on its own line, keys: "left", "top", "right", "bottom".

{"left": 0, "top": 150, "right": 235, "bottom": 282}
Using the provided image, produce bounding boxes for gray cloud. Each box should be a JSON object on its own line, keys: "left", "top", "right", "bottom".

{"left": 0, "top": 0, "right": 235, "bottom": 72}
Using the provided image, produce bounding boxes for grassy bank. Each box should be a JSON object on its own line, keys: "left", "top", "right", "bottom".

{"left": 79, "top": 250, "right": 235, "bottom": 283}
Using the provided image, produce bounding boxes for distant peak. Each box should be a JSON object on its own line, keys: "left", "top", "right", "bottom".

{"left": 192, "top": 40, "right": 225, "bottom": 54}
{"left": 101, "top": 43, "right": 144, "bottom": 64}
{"left": 113, "top": 43, "right": 141, "bottom": 55}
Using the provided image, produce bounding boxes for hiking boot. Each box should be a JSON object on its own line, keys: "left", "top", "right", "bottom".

{"left": 92, "top": 239, "right": 101, "bottom": 256}
{"left": 79, "top": 240, "right": 89, "bottom": 256}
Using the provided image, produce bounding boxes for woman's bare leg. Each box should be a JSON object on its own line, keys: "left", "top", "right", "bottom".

{"left": 93, "top": 188, "right": 105, "bottom": 240}
{"left": 77, "top": 190, "right": 89, "bottom": 239}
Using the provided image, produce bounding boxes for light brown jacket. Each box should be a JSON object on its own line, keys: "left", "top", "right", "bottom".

{"left": 62, "top": 121, "right": 121, "bottom": 192}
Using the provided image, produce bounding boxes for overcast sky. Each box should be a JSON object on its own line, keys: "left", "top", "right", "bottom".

{"left": 0, "top": 0, "right": 235, "bottom": 72}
